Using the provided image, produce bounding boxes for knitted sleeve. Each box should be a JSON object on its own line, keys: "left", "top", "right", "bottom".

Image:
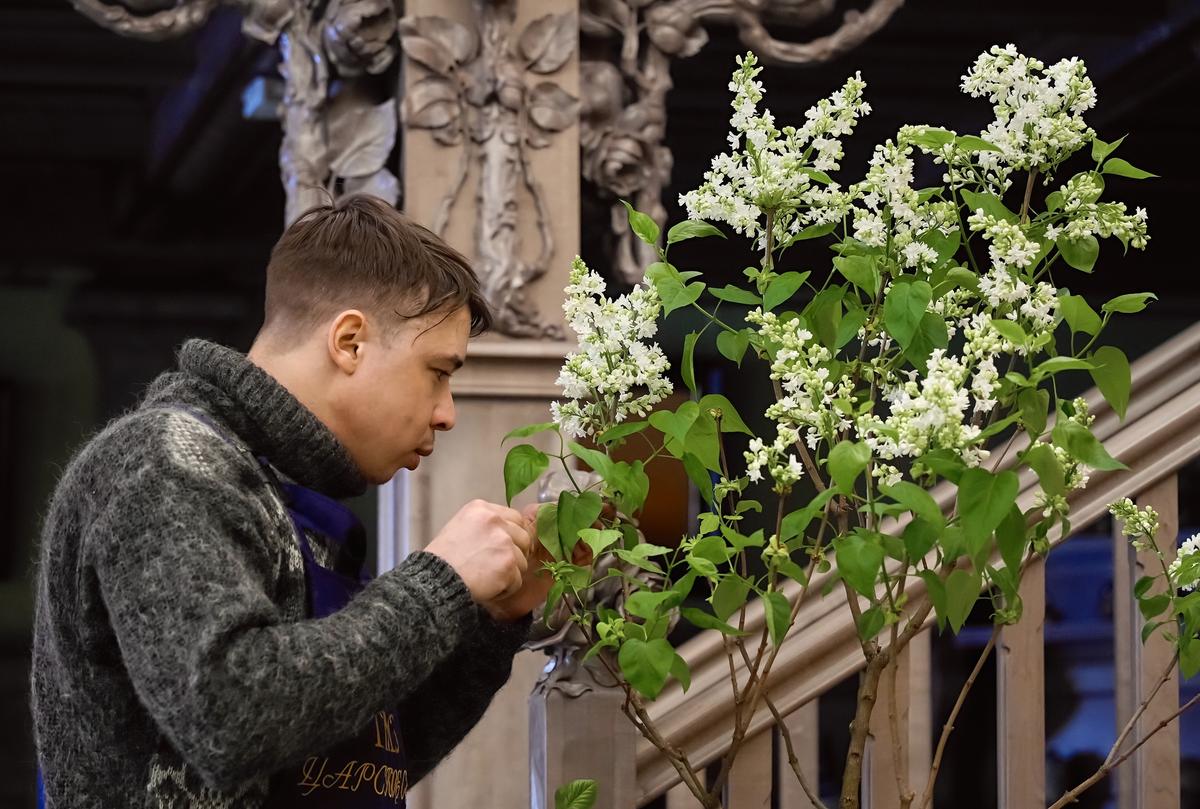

{"left": 83, "top": 410, "right": 481, "bottom": 791}
{"left": 396, "top": 607, "right": 533, "bottom": 784}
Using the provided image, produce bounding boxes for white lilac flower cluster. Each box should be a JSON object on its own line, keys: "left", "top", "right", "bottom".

{"left": 748, "top": 308, "right": 854, "bottom": 451}
{"left": 1169, "top": 535, "right": 1200, "bottom": 593}
{"left": 551, "top": 257, "right": 672, "bottom": 439}
{"left": 1109, "top": 497, "right": 1161, "bottom": 552}
{"left": 744, "top": 426, "right": 807, "bottom": 491}
{"left": 857, "top": 349, "right": 987, "bottom": 469}
{"left": 679, "top": 52, "right": 868, "bottom": 245}
{"left": 960, "top": 44, "right": 1097, "bottom": 176}
{"left": 851, "top": 136, "right": 959, "bottom": 274}
{"left": 1052, "top": 172, "right": 1150, "bottom": 249}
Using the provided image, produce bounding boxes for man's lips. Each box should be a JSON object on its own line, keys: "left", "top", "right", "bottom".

{"left": 416, "top": 447, "right": 434, "bottom": 457}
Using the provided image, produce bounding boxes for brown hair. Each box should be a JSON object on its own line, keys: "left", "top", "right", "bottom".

{"left": 261, "top": 195, "right": 491, "bottom": 344}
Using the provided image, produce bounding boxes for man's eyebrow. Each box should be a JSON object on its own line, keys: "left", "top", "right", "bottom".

{"left": 431, "top": 353, "right": 465, "bottom": 370}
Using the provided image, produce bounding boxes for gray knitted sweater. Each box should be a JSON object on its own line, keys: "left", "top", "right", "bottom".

{"left": 31, "top": 339, "right": 529, "bottom": 808}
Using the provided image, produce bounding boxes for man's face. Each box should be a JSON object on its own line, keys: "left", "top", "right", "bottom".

{"left": 334, "top": 306, "right": 470, "bottom": 484}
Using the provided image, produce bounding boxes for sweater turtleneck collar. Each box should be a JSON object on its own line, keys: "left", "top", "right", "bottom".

{"left": 141, "top": 339, "right": 369, "bottom": 499}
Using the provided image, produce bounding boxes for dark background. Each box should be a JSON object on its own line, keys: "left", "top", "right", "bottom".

{"left": 2, "top": 0, "right": 1199, "bottom": 805}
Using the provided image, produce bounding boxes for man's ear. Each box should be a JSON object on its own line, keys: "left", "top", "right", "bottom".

{"left": 327, "top": 310, "right": 368, "bottom": 374}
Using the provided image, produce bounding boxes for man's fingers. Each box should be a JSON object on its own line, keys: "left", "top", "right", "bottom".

{"left": 501, "top": 518, "right": 533, "bottom": 556}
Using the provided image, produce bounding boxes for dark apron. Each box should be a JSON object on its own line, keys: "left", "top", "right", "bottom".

{"left": 175, "top": 406, "right": 411, "bottom": 807}
{"left": 261, "top": 474, "right": 410, "bottom": 807}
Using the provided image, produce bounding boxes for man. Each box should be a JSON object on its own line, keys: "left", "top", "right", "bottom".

{"left": 32, "top": 195, "right": 555, "bottom": 807}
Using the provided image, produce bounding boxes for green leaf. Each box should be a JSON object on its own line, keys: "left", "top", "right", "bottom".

{"left": 835, "top": 303, "right": 869, "bottom": 350}
{"left": 1139, "top": 593, "right": 1171, "bottom": 620}
{"left": 919, "top": 449, "right": 966, "bottom": 484}
{"left": 828, "top": 440, "right": 871, "bottom": 493}
{"left": 568, "top": 441, "right": 615, "bottom": 479}
{"left": 955, "top": 134, "right": 1002, "bottom": 153}
{"left": 883, "top": 280, "right": 932, "bottom": 352}
{"left": 1102, "top": 292, "right": 1157, "bottom": 314}
{"left": 709, "top": 284, "right": 761, "bottom": 305}
{"left": 858, "top": 606, "right": 887, "bottom": 642}
{"left": 646, "top": 261, "right": 704, "bottom": 315}
{"left": 1052, "top": 420, "right": 1128, "bottom": 471}
{"left": 1032, "top": 357, "right": 1095, "bottom": 380}
{"left": 906, "top": 126, "right": 955, "bottom": 150}
{"left": 792, "top": 220, "right": 838, "bottom": 241}
{"left": 1058, "top": 293, "right": 1102, "bottom": 336}
{"left": 670, "top": 653, "right": 691, "bottom": 691}
{"left": 680, "top": 408, "right": 721, "bottom": 472}
{"left": 1045, "top": 191, "right": 1064, "bottom": 212}
{"left": 503, "top": 421, "right": 557, "bottom": 443}
{"left": 649, "top": 401, "right": 700, "bottom": 447}
{"left": 990, "top": 318, "right": 1027, "bottom": 346}
{"left": 1090, "top": 345, "right": 1131, "bottom": 420}
{"left": 956, "top": 468, "right": 1019, "bottom": 556}
{"left": 578, "top": 527, "right": 621, "bottom": 556}
{"left": 1018, "top": 388, "right": 1050, "bottom": 437}
{"left": 903, "top": 518, "right": 939, "bottom": 560}
{"left": 921, "top": 227, "right": 962, "bottom": 267}
{"left": 806, "top": 286, "right": 844, "bottom": 349}
{"left": 698, "top": 393, "right": 753, "bottom": 435}
{"left": 716, "top": 329, "right": 751, "bottom": 366}
{"left": 905, "top": 312, "right": 949, "bottom": 369}
{"left": 998, "top": 501, "right": 1027, "bottom": 571}
{"left": 597, "top": 421, "right": 649, "bottom": 445}
{"left": 622, "top": 199, "right": 660, "bottom": 245}
{"left": 945, "top": 568, "right": 982, "bottom": 633}
{"left": 682, "top": 331, "right": 699, "bottom": 395}
{"left": 883, "top": 481, "right": 945, "bottom": 529}
{"left": 764, "top": 271, "right": 810, "bottom": 311}
{"left": 613, "top": 549, "right": 664, "bottom": 575}
{"left": 690, "top": 534, "right": 731, "bottom": 564}
{"left": 961, "top": 190, "right": 1017, "bottom": 223}
{"left": 558, "top": 490, "right": 604, "bottom": 557}
{"left": 1102, "top": 158, "right": 1157, "bottom": 180}
{"left": 608, "top": 460, "right": 650, "bottom": 515}
{"left": 835, "top": 532, "right": 884, "bottom": 597}
{"left": 537, "top": 503, "right": 561, "bottom": 560}
{"left": 619, "top": 637, "right": 675, "bottom": 699}
{"left": 711, "top": 575, "right": 752, "bottom": 621}
{"left": 763, "top": 590, "right": 793, "bottom": 645}
{"left": 503, "top": 444, "right": 550, "bottom": 505}
{"left": 1057, "top": 233, "right": 1100, "bottom": 273}
{"left": 1025, "top": 442, "right": 1066, "bottom": 496}
{"left": 555, "top": 779, "right": 598, "bottom": 809}
{"left": 781, "top": 488, "right": 838, "bottom": 543}
{"left": 628, "top": 589, "right": 684, "bottom": 621}
{"left": 681, "top": 607, "right": 745, "bottom": 635}
{"left": 682, "top": 451, "right": 715, "bottom": 505}
{"left": 667, "top": 219, "right": 725, "bottom": 244}
{"left": 833, "top": 255, "right": 880, "bottom": 297}
{"left": 1091, "top": 134, "right": 1127, "bottom": 163}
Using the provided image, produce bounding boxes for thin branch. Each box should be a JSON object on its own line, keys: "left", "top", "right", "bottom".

{"left": 765, "top": 692, "right": 831, "bottom": 809}
{"left": 917, "top": 626, "right": 999, "bottom": 809}
{"left": 886, "top": 624, "right": 915, "bottom": 809}
{"left": 1048, "top": 690, "right": 1200, "bottom": 809}
{"left": 1106, "top": 650, "right": 1179, "bottom": 768}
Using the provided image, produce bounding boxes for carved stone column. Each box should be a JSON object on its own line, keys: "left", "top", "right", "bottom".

{"left": 391, "top": 2, "right": 582, "bottom": 807}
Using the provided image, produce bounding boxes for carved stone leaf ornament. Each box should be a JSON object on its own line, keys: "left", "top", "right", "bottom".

{"left": 399, "top": 1, "right": 579, "bottom": 338}
{"left": 398, "top": 16, "right": 480, "bottom": 76}
{"left": 327, "top": 94, "right": 397, "bottom": 179}
{"left": 518, "top": 12, "right": 577, "bottom": 74}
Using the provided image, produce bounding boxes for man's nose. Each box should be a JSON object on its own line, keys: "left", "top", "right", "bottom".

{"left": 433, "top": 392, "right": 456, "bottom": 432}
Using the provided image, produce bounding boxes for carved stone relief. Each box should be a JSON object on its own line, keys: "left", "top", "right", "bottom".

{"left": 71, "top": 0, "right": 400, "bottom": 225}
{"left": 399, "top": 2, "right": 578, "bottom": 339}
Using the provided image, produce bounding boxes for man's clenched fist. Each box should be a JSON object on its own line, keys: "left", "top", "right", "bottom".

{"left": 425, "top": 500, "right": 533, "bottom": 604}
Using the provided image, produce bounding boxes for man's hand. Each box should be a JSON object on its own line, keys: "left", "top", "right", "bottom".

{"left": 425, "top": 500, "right": 531, "bottom": 604}
{"left": 482, "top": 503, "right": 593, "bottom": 623}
